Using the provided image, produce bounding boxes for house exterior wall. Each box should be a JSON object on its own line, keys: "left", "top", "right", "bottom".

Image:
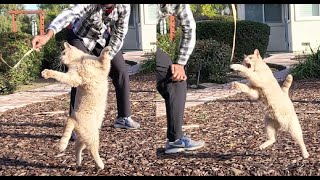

{"left": 138, "top": 4, "right": 157, "bottom": 52}
{"left": 237, "top": 4, "right": 320, "bottom": 53}
{"left": 122, "top": 4, "right": 156, "bottom": 52}
{"left": 237, "top": 4, "right": 287, "bottom": 52}
{"left": 289, "top": 4, "right": 320, "bottom": 52}
{"left": 236, "top": 4, "right": 246, "bottom": 20}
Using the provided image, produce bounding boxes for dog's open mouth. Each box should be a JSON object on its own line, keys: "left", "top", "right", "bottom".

{"left": 245, "top": 63, "right": 251, "bottom": 69}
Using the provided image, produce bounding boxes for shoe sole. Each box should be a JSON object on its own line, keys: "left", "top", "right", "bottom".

{"left": 165, "top": 144, "right": 205, "bottom": 154}
{"left": 114, "top": 124, "right": 139, "bottom": 129}
{"left": 185, "top": 143, "right": 205, "bottom": 151}
{"left": 165, "top": 148, "right": 185, "bottom": 154}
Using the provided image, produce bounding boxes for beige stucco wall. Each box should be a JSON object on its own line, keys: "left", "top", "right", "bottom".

{"left": 237, "top": 4, "right": 320, "bottom": 53}
{"left": 138, "top": 4, "right": 157, "bottom": 52}
{"left": 289, "top": 4, "right": 320, "bottom": 53}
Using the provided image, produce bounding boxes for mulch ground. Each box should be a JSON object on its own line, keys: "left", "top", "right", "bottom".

{"left": 1, "top": 74, "right": 320, "bottom": 176}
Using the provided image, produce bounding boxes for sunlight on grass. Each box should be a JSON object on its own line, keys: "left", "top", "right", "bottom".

{"left": 14, "top": 78, "right": 57, "bottom": 92}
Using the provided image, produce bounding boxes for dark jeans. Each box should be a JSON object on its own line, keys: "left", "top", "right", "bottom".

{"left": 156, "top": 47, "right": 187, "bottom": 142}
{"left": 66, "top": 29, "right": 131, "bottom": 118}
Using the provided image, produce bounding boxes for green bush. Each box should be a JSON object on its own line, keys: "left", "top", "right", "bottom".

{"left": 41, "top": 38, "right": 64, "bottom": 71}
{"left": 186, "top": 39, "right": 231, "bottom": 84}
{"left": 195, "top": 14, "right": 236, "bottom": 22}
{"left": 157, "top": 27, "right": 182, "bottom": 62}
{"left": 139, "top": 53, "right": 156, "bottom": 74}
{"left": 196, "top": 19, "right": 270, "bottom": 62}
{"left": 291, "top": 46, "right": 320, "bottom": 79}
{"left": 0, "top": 32, "right": 43, "bottom": 94}
{"left": 41, "top": 28, "right": 69, "bottom": 71}
{"left": 155, "top": 26, "right": 232, "bottom": 84}
{"left": 139, "top": 28, "right": 182, "bottom": 74}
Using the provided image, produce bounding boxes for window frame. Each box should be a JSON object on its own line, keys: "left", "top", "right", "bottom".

{"left": 143, "top": 4, "right": 157, "bottom": 25}
{"left": 295, "top": 4, "right": 320, "bottom": 21}
{"left": 245, "top": 4, "right": 284, "bottom": 24}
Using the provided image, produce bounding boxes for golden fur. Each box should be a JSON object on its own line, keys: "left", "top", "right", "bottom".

{"left": 42, "top": 42, "right": 112, "bottom": 169}
{"left": 230, "top": 49, "right": 309, "bottom": 158}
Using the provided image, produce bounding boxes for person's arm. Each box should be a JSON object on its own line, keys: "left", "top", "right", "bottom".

{"left": 32, "top": 4, "right": 96, "bottom": 50}
{"left": 175, "top": 4, "right": 196, "bottom": 66}
{"left": 107, "top": 4, "right": 130, "bottom": 60}
{"left": 47, "top": 4, "right": 96, "bottom": 36}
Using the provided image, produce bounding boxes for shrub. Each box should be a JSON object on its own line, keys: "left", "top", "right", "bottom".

{"left": 0, "top": 32, "right": 43, "bottom": 94}
{"left": 139, "top": 28, "right": 182, "bottom": 74}
{"left": 196, "top": 19, "right": 270, "bottom": 62}
{"left": 41, "top": 28, "right": 69, "bottom": 72}
{"left": 195, "top": 14, "right": 236, "bottom": 22}
{"left": 138, "top": 53, "right": 156, "bottom": 74}
{"left": 291, "top": 46, "right": 320, "bottom": 79}
{"left": 41, "top": 38, "right": 64, "bottom": 71}
{"left": 157, "top": 27, "right": 182, "bottom": 62}
{"left": 186, "top": 39, "right": 231, "bottom": 84}
{"left": 155, "top": 26, "right": 232, "bottom": 84}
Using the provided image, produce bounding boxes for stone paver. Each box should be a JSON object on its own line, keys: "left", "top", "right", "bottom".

{"left": 0, "top": 84, "right": 70, "bottom": 114}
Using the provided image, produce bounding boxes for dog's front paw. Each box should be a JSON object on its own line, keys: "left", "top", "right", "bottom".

{"left": 41, "top": 69, "right": 54, "bottom": 79}
{"left": 230, "top": 64, "right": 243, "bottom": 72}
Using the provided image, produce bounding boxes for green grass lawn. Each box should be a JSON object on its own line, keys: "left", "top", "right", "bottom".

{"left": 14, "top": 78, "right": 57, "bottom": 92}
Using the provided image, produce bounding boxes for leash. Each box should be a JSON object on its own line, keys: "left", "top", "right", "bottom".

{"left": 0, "top": 48, "right": 34, "bottom": 70}
{"left": 0, "top": 53, "right": 13, "bottom": 68}
{"left": 230, "top": 4, "right": 237, "bottom": 63}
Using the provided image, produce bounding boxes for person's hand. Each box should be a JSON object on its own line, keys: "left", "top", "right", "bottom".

{"left": 171, "top": 64, "right": 187, "bottom": 81}
{"left": 31, "top": 30, "right": 53, "bottom": 51}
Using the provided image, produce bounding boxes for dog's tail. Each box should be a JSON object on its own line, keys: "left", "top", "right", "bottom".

{"left": 281, "top": 74, "right": 293, "bottom": 94}
{"left": 99, "top": 46, "right": 112, "bottom": 71}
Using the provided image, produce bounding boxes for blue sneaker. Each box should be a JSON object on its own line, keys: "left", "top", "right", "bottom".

{"left": 165, "top": 136, "right": 205, "bottom": 154}
{"left": 114, "top": 117, "right": 140, "bottom": 129}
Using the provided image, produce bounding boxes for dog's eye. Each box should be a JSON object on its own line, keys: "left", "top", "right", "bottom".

{"left": 249, "top": 57, "right": 252, "bottom": 59}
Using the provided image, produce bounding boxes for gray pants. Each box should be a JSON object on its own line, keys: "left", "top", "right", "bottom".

{"left": 156, "top": 47, "right": 187, "bottom": 142}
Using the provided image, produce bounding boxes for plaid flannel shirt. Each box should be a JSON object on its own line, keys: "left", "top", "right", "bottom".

{"left": 47, "top": 4, "right": 130, "bottom": 60}
{"left": 158, "top": 4, "right": 196, "bottom": 65}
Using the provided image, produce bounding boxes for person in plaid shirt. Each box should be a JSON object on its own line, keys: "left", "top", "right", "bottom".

{"left": 157, "top": 4, "right": 205, "bottom": 154}
{"left": 32, "top": 4, "right": 140, "bottom": 132}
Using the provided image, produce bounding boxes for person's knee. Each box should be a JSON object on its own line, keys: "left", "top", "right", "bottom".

{"left": 170, "top": 80, "right": 187, "bottom": 89}
{"left": 156, "top": 83, "right": 168, "bottom": 99}
{"left": 110, "top": 69, "right": 129, "bottom": 87}
{"left": 118, "top": 69, "right": 129, "bottom": 81}
{"left": 156, "top": 83, "right": 164, "bottom": 93}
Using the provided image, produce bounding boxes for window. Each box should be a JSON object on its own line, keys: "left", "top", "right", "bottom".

{"left": 295, "top": 4, "right": 320, "bottom": 21}
{"left": 245, "top": 4, "right": 263, "bottom": 22}
{"left": 264, "top": 4, "right": 282, "bottom": 23}
{"left": 144, "top": 4, "right": 157, "bottom": 25}
{"left": 245, "top": 4, "right": 283, "bottom": 23}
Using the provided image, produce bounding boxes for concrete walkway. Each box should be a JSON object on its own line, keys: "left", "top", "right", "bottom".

{"left": 0, "top": 52, "right": 300, "bottom": 117}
